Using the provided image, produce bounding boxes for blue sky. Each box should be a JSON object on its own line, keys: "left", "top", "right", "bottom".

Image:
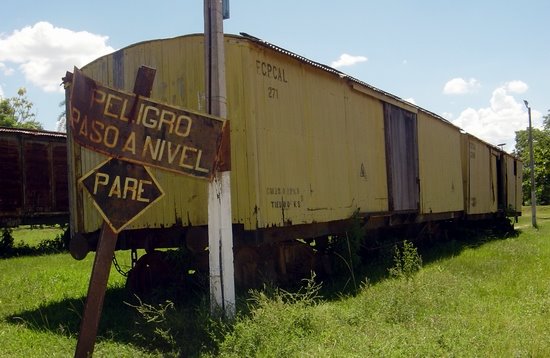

{"left": 1, "top": 0, "right": 548, "bottom": 152}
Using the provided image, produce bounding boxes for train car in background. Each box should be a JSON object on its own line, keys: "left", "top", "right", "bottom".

{"left": 64, "top": 33, "right": 522, "bottom": 288}
{"left": 461, "top": 133, "right": 523, "bottom": 219}
{"left": 0, "top": 127, "right": 69, "bottom": 227}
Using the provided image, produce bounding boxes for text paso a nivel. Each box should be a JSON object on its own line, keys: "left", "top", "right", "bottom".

{"left": 68, "top": 68, "right": 226, "bottom": 179}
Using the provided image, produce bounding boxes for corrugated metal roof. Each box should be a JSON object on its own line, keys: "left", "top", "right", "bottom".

{"left": 0, "top": 126, "right": 66, "bottom": 139}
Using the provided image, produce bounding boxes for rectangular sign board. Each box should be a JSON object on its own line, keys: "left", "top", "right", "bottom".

{"left": 69, "top": 68, "right": 226, "bottom": 180}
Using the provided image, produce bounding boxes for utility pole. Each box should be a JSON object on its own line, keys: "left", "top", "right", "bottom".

{"left": 204, "top": 0, "right": 235, "bottom": 317}
{"left": 524, "top": 100, "right": 537, "bottom": 228}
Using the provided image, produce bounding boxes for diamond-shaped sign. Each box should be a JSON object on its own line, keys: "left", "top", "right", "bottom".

{"left": 79, "top": 158, "right": 164, "bottom": 233}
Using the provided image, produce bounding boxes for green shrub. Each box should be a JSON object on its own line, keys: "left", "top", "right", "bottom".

{"left": 385, "top": 240, "right": 424, "bottom": 324}
{"left": 0, "top": 227, "right": 14, "bottom": 256}
{"left": 388, "top": 240, "right": 423, "bottom": 280}
{"left": 219, "top": 275, "right": 322, "bottom": 356}
{"left": 36, "top": 226, "right": 69, "bottom": 254}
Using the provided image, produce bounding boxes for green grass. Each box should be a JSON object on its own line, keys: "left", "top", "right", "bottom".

{"left": 1, "top": 207, "right": 549, "bottom": 357}
{"left": 217, "top": 207, "right": 550, "bottom": 357}
{"left": 10, "top": 225, "right": 65, "bottom": 248}
{"left": 0, "top": 252, "right": 151, "bottom": 357}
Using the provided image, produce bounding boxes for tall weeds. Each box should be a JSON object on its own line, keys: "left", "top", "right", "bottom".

{"left": 385, "top": 240, "right": 424, "bottom": 324}
{"left": 389, "top": 240, "right": 423, "bottom": 280}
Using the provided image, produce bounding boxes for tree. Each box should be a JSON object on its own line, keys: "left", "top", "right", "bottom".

{"left": 0, "top": 88, "right": 43, "bottom": 130}
{"left": 544, "top": 109, "right": 550, "bottom": 131}
{"left": 0, "top": 99, "right": 17, "bottom": 127}
{"left": 514, "top": 109, "right": 550, "bottom": 205}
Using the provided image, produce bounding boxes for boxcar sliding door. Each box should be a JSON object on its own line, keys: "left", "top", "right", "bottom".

{"left": 384, "top": 103, "right": 419, "bottom": 212}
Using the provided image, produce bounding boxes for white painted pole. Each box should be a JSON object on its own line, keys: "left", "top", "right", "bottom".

{"left": 524, "top": 100, "right": 537, "bottom": 228}
{"left": 204, "top": 0, "right": 235, "bottom": 317}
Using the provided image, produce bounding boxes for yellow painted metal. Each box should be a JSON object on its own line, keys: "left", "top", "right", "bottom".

{"left": 70, "top": 34, "right": 392, "bottom": 234}
{"left": 76, "top": 36, "right": 212, "bottom": 233}
{"left": 515, "top": 160, "right": 524, "bottom": 211}
{"left": 345, "top": 88, "right": 388, "bottom": 214}
{"left": 504, "top": 154, "right": 523, "bottom": 212}
{"left": 417, "top": 112, "right": 463, "bottom": 214}
{"left": 249, "top": 46, "right": 388, "bottom": 228}
{"left": 461, "top": 134, "right": 497, "bottom": 214}
{"left": 506, "top": 155, "right": 517, "bottom": 212}
{"left": 70, "top": 34, "right": 520, "bottom": 235}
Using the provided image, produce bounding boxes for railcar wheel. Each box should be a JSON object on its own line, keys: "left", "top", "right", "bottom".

{"left": 234, "top": 246, "right": 261, "bottom": 289}
{"left": 277, "top": 241, "right": 316, "bottom": 285}
{"left": 69, "top": 233, "right": 90, "bottom": 260}
{"left": 126, "top": 250, "right": 171, "bottom": 297}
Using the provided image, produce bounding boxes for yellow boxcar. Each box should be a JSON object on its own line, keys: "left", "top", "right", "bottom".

{"left": 69, "top": 34, "right": 392, "bottom": 238}
{"left": 67, "top": 34, "right": 521, "bottom": 286}
{"left": 70, "top": 33, "right": 523, "bottom": 236}
{"left": 461, "top": 134, "right": 496, "bottom": 215}
{"left": 417, "top": 111, "right": 464, "bottom": 216}
{"left": 503, "top": 153, "right": 523, "bottom": 214}
{"left": 460, "top": 134, "right": 522, "bottom": 217}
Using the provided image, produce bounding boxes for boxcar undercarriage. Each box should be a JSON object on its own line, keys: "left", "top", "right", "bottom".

{"left": 70, "top": 209, "right": 515, "bottom": 292}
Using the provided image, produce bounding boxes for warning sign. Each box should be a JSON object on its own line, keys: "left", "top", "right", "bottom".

{"left": 69, "top": 68, "right": 226, "bottom": 180}
{"left": 79, "top": 158, "right": 164, "bottom": 233}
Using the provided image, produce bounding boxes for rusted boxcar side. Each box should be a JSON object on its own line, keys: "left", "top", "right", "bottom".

{"left": 67, "top": 33, "right": 522, "bottom": 286}
{"left": 0, "top": 127, "right": 69, "bottom": 226}
{"left": 417, "top": 111, "right": 464, "bottom": 218}
{"left": 461, "top": 133, "right": 522, "bottom": 218}
{"left": 503, "top": 152, "right": 523, "bottom": 215}
{"left": 72, "top": 34, "right": 466, "bottom": 239}
{"left": 70, "top": 34, "right": 393, "bottom": 241}
{"left": 70, "top": 32, "right": 523, "bottom": 235}
{"left": 461, "top": 134, "right": 495, "bottom": 216}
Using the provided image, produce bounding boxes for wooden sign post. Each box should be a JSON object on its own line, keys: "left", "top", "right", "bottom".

{"left": 73, "top": 221, "right": 117, "bottom": 357}
{"left": 67, "top": 65, "right": 228, "bottom": 356}
{"left": 73, "top": 66, "right": 157, "bottom": 358}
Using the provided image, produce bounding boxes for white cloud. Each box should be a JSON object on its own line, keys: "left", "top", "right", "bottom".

{"left": 441, "top": 112, "right": 454, "bottom": 120}
{"left": 451, "top": 82, "right": 541, "bottom": 152}
{"left": 504, "top": 80, "right": 528, "bottom": 94}
{"left": 0, "top": 62, "right": 15, "bottom": 76}
{"left": 0, "top": 22, "right": 115, "bottom": 93}
{"left": 443, "top": 77, "right": 481, "bottom": 95}
{"left": 331, "top": 53, "right": 368, "bottom": 68}
{"left": 403, "top": 97, "right": 416, "bottom": 105}
{"left": 0, "top": 84, "right": 3, "bottom": 98}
